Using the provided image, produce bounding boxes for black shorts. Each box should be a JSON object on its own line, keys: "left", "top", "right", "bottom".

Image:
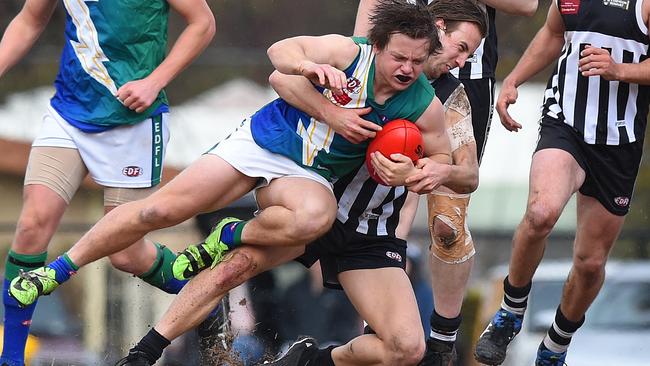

{"left": 295, "top": 220, "right": 407, "bottom": 290}
{"left": 535, "top": 116, "right": 643, "bottom": 216}
{"left": 461, "top": 77, "right": 495, "bottom": 163}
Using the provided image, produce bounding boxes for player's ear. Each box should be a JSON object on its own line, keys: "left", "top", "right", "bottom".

{"left": 435, "top": 19, "right": 446, "bottom": 32}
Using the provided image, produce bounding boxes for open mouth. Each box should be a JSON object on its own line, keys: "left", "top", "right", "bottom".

{"left": 395, "top": 75, "right": 412, "bottom": 83}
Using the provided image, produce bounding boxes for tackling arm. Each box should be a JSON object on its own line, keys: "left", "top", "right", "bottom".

{"left": 268, "top": 70, "right": 377, "bottom": 143}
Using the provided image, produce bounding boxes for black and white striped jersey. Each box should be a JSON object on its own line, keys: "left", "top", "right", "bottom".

{"left": 544, "top": 0, "right": 650, "bottom": 145}
{"left": 334, "top": 165, "right": 408, "bottom": 237}
{"left": 450, "top": 5, "right": 497, "bottom": 80}
{"left": 333, "top": 74, "right": 460, "bottom": 237}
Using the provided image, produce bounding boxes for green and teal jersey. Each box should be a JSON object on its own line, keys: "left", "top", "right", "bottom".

{"left": 250, "top": 37, "right": 435, "bottom": 181}
{"left": 51, "top": 0, "right": 170, "bottom": 132}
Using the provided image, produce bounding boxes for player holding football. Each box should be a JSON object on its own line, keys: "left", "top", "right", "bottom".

{"left": 110, "top": 1, "right": 483, "bottom": 365}
{"left": 9, "top": 2, "right": 455, "bottom": 365}
{"left": 264, "top": 1, "right": 486, "bottom": 365}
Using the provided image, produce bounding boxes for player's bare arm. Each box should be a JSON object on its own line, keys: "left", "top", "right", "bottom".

{"left": 498, "top": 1, "right": 565, "bottom": 132}
{"left": 268, "top": 70, "right": 376, "bottom": 143}
{"left": 0, "top": 0, "right": 58, "bottom": 78}
{"left": 579, "top": 0, "right": 650, "bottom": 85}
{"left": 267, "top": 34, "right": 359, "bottom": 95}
{"left": 481, "top": 0, "right": 538, "bottom": 17}
{"left": 116, "top": 0, "right": 215, "bottom": 113}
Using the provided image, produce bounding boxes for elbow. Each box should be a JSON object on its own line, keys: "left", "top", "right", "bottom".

{"left": 267, "top": 42, "right": 282, "bottom": 64}
{"left": 468, "top": 174, "right": 479, "bottom": 193}
{"left": 205, "top": 14, "right": 217, "bottom": 41}
{"left": 268, "top": 70, "right": 283, "bottom": 91}
{"left": 520, "top": 1, "right": 539, "bottom": 17}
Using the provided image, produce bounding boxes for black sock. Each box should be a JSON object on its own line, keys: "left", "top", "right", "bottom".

{"left": 429, "top": 310, "right": 462, "bottom": 345}
{"left": 313, "top": 345, "right": 336, "bottom": 366}
{"left": 501, "top": 276, "right": 532, "bottom": 316}
{"left": 132, "top": 328, "right": 171, "bottom": 363}
{"left": 542, "top": 306, "right": 584, "bottom": 353}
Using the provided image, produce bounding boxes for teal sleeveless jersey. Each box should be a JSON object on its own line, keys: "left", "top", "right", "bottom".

{"left": 50, "top": 0, "right": 170, "bottom": 130}
{"left": 250, "top": 37, "right": 435, "bottom": 181}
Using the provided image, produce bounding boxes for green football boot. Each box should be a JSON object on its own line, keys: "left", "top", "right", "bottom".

{"left": 172, "top": 217, "right": 242, "bottom": 280}
{"left": 9, "top": 267, "right": 60, "bottom": 307}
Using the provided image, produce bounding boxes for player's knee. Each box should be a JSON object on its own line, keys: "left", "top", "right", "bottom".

{"left": 14, "top": 211, "right": 57, "bottom": 249}
{"left": 385, "top": 333, "right": 426, "bottom": 366}
{"left": 524, "top": 199, "right": 561, "bottom": 236}
{"left": 108, "top": 251, "right": 139, "bottom": 273}
{"left": 573, "top": 254, "right": 606, "bottom": 281}
{"left": 138, "top": 201, "right": 181, "bottom": 228}
{"left": 432, "top": 216, "right": 457, "bottom": 247}
{"left": 211, "top": 250, "right": 256, "bottom": 289}
{"left": 291, "top": 205, "right": 336, "bottom": 242}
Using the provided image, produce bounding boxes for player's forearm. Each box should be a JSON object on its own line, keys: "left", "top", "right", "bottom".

{"left": 269, "top": 70, "right": 335, "bottom": 121}
{"left": 503, "top": 25, "right": 564, "bottom": 88}
{"left": 0, "top": 12, "right": 51, "bottom": 77}
{"left": 442, "top": 162, "right": 478, "bottom": 194}
{"left": 613, "top": 59, "right": 650, "bottom": 85}
{"left": 481, "top": 0, "right": 538, "bottom": 16}
{"left": 353, "top": 0, "right": 376, "bottom": 36}
{"left": 146, "top": 15, "right": 216, "bottom": 90}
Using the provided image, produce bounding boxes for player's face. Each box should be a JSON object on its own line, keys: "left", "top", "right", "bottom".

{"left": 374, "top": 33, "right": 430, "bottom": 92}
{"left": 425, "top": 21, "right": 482, "bottom": 79}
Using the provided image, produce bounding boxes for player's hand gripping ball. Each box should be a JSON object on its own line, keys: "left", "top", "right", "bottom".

{"left": 365, "top": 119, "right": 423, "bottom": 185}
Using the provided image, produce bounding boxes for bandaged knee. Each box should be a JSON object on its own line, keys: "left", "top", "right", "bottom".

{"left": 427, "top": 190, "right": 475, "bottom": 264}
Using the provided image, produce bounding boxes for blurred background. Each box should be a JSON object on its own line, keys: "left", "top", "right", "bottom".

{"left": 0, "top": 0, "right": 648, "bottom": 365}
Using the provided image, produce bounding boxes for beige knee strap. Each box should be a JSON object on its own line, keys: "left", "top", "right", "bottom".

{"left": 427, "top": 190, "right": 475, "bottom": 264}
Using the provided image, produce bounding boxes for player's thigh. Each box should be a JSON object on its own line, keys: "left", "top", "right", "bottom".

{"left": 528, "top": 148, "right": 584, "bottom": 213}
{"left": 147, "top": 154, "right": 257, "bottom": 218}
{"left": 574, "top": 193, "right": 624, "bottom": 259}
{"left": 339, "top": 267, "right": 423, "bottom": 339}
{"left": 256, "top": 176, "right": 337, "bottom": 217}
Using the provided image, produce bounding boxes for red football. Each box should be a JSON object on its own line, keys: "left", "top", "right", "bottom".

{"left": 365, "top": 119, "right": 424, "bottom": 185}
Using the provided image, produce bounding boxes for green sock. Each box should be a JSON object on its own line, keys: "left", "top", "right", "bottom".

{"left": 60, "top": 253, "right": 80, "bottom": 271}
{"left": 139, "top": 243, "right": 186, "bottom": 294}
{"left": 5, "top": 250, "right": 48, "bottom": 280}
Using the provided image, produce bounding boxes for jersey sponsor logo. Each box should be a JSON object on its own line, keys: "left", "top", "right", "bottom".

{"left": 385, "top": 251, "right": 403, "bottom": 262}
{"left": 326, "top": 76, "right": 362, "bottom": 106}
{"left": 122, "top": 166, "right": 143, "bottom": 177}
{"left": 603, "top": 0, "right": 629, "bottom": 10}
{"left": 560, "top": 0, "right": 581, "bottom": 14}
{"left": 614, "top": 196, "right": 630, "bottom": 207}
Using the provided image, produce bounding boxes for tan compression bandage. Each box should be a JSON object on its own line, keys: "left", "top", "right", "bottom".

{"left": 104, "top": 186, "right": 158, "bottom": 207}
{"left": 444, "top": 86, "right": 475, "bottom": 152}
{"left": 427, "top": 190, "right": 475, "bottom": 264}
{"left": 24, "top": 146, "right": 87, "bottom": 204}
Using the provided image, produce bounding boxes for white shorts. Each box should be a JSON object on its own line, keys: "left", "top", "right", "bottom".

{"left": 208, "top": 119, "right": 331, "bottom": 190}
{"left": 32, "top": 105, "right": 170, "bottom": 188}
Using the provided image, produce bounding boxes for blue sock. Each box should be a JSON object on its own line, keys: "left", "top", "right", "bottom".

{"left": 2, "top": 279, "right": 36, "bottom": 365}
{"left": 2, "top": 250, "right": 47, "bottom": 365}
{"left": 220, "top": 221, "right": 244, "bottom": 249}
{"left": 47, "top": 254, "right": 78, "bottom": 284}
{"left": 161, "top": 278, "right": 187, "bottom": 294}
